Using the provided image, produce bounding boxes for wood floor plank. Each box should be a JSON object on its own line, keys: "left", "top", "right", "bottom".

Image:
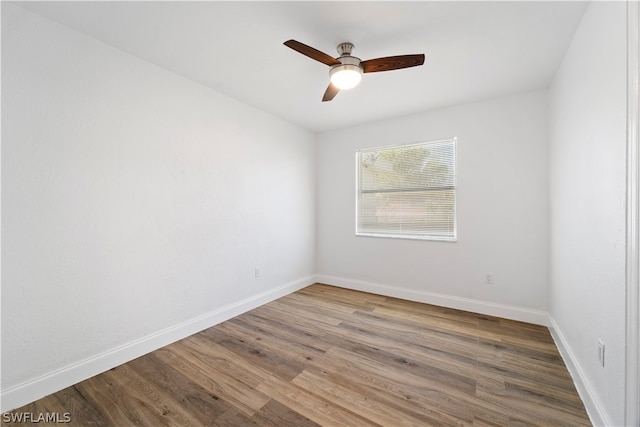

{"left": 294, "top": 360, "right": 470, "bottom": 426}
{"left": 152, "top": 340, "right": 270, "bottom": 416}
{"left": 265, "top": 299, "right": 344, "bottom": 327}
{"left": 371, "top": 306, "right": 502, "bottom": 342}
{"left": 241, "top": 312, "right": 333, "bottom": 352}
{"left": 332, "top": 318, "right": 486, "bottom": 385}
{"left": 75, "top": 363, "right": 197, "bottom": 426}
{"left": 369, "top": 295, "right": 483, "bottom": 326}
{"left": 282, "top": 291, "right": 359, "bottom": 316}
{"left": 2, "top": 284, "right": 591, "bottom": 426}
{"left": 336, "top": 310, "right": 484, "bottom": 368}
{"left": 216, "top": 317, "right": 327, "bottom": 364}
{"left": 297, "top": 284, "right": 387, "bottom": 311}
{"left": 126, "top": 352, "right": 231, "bottom": 424}
{"left": 51, "top": 386, "right": 108, "bottom": 426}
{"left": 248, "top": 304, "right": 336, "bottom": 338}
{"left": 249, "top": 399, "right": 320, "bottom": 427}
{"left": 322, "top": 332, "right": 478, "bottom": 396}
{"left": 200, "top": 324, "right": 309, "bottom": 382}
{"left": 476, "top": 349, "right": 578, "bottom": 393}
{"left": 256, "top": 376, "right": 380, "bottom": 427}
{"left": 475, "top": 385, "right": 591, "bottom": 427}
{"left": 293, "top": 370, "right": 440, "bottom": 427}
{"left": 181, "top": 334, "right": 274, "bottom": 386}
{"left": 308, "top": 345, "right": 481, "bottom": 425}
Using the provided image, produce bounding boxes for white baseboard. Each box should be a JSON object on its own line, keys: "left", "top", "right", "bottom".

{"left": 0, "top": 276, "right": 314, "bottom": 413}
{"left": 316, "top": 274, "right": 550, "bottom": 326}
{"left": 548, "top": 317, "right": 610, "bottom": 427}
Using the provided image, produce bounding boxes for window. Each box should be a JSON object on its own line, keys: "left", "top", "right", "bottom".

{"left": 356, "top": 138, "right": 456, "bottom": 241}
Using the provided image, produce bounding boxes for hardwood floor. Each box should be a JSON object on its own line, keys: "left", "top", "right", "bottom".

{"left": 2, "top": 284, "right": 591, "bottom": 426}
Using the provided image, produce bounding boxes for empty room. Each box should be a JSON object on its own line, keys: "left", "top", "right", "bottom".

{"left": 2, "top": 1, "right": 639, "bottom": 426}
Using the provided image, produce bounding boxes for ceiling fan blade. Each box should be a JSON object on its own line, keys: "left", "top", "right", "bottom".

{"left": 284, "top": 39, "right": 341, "bottom": 66}
{"left": 361, "top": 54, "right": 425, "bottom": 73}
{"left": 322, "top": 83, "right": 340, "bottom": 102}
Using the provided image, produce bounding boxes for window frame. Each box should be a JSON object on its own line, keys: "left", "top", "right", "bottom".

{"left": 355, "top": 138, "right": 457, "bottom": 242}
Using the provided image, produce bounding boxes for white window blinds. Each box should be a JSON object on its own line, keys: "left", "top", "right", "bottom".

{"left": 356, "top": 139, "right": 456, "bottom": 241}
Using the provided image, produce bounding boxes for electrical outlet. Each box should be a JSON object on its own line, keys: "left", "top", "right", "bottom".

{"left": 484, "top": 272, "right": 494, "bottom": 284}
{"left": 598, "top": 340, "right": 605, "bottom": 367}
{"left": 254, "top": 267, "right": 261, "bottom": 278}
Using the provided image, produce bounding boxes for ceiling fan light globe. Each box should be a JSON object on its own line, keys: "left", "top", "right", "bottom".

{"left": 330, "top": 65, "right": 363, "bottom": 90}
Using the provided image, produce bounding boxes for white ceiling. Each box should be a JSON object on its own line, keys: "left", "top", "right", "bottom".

{"left": 14, "top": 1, "right": 588, "bottom": 133}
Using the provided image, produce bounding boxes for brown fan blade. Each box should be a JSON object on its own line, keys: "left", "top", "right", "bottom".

{"left": 322, "top": 83, "right": 340, "bottom": 102}
{"left": 284, "top": 40, "right": 341, "bottom": 66}
{"left": 361, "top": 54, "right": 425, "bottom": 73}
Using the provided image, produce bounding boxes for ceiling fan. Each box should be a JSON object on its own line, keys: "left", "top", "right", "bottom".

{"left": 284, "top": 39, "right": 425, "bottom": 102}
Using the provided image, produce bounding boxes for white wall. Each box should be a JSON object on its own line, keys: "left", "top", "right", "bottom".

{"left": 1, "top": 3, "right": 315, "bottom": 409}
{"left": 548, "top": 2, "right": 627, "bottom": 426}
{"left": 316, "top": 90, "right": 549, "bottom": 322}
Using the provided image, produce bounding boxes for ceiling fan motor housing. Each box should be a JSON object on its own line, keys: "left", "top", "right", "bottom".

{"left": 335, "top": 55, "right": 361, "bottom": 68}
{"left": 334, "top": 42, "right": 362, "bottom": 73}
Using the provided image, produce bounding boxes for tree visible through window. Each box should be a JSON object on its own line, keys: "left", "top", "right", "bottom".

{"left": 356, "top": 138, "right": 456, "bottom": 241}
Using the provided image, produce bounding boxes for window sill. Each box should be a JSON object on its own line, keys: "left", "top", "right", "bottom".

{"left": 355, "top": 232, "right": 457, "bottom": 242}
